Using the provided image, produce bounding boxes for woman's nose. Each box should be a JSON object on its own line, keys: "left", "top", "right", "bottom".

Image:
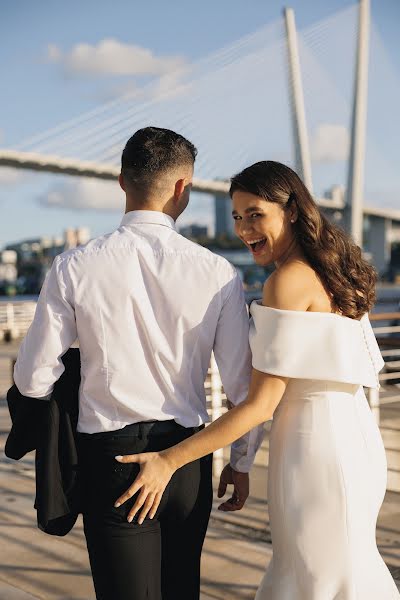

{"left": 237, "top": 220, "right": 253, "bottom": 236}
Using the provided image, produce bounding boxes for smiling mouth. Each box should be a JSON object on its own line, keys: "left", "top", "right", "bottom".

{"left": 246, "top": 238, "right": 267, "bottom": 254}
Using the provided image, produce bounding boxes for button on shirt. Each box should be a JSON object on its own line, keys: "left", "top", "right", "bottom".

{"left": 14, "top": 210, "right": 264, "bottom": 472}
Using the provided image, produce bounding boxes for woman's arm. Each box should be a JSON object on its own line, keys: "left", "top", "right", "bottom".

{"left": 114, "top": 368, "right": 288, "bottom": 523}
{"left": 114, "top": 262, "right": 312, "bottom": 524}
{"left": 168, "top": 369, "right": 287, "bottom": 469}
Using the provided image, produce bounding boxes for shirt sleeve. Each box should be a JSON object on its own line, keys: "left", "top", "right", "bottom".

{"left": 13, "top": 255, "right": 77, "bottom": 398}
{"left": 213, "top": 268, "right": 265, "bottom": 473}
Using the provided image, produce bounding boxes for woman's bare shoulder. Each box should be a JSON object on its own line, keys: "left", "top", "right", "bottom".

{"left": 263, "top": 261, "right": 316, "bottom": 311}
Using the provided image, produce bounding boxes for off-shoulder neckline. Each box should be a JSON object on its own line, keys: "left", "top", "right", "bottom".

{"left": 250, "top": 300, "right": 365, "bottom": 323}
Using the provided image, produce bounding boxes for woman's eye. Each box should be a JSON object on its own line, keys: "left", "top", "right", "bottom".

{"left": 232, "top": 215, "right": 241, "bottom": 220}
{"left": 250, "top": 213, "right": 261, "bottom": 219}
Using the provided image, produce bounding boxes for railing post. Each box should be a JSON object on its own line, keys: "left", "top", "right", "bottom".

{"left": 368, "top": 387, "right": 380, "bottom": 424}
{"left": 5, "top": 303, "right": 15, "bottom": 342}
{"left": 210, "top": 352, "right": 224, "bottom": 478}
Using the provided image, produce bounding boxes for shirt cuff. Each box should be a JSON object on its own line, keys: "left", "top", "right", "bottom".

{"left": 229, "top": 423, "right": 266, "bottom": 473}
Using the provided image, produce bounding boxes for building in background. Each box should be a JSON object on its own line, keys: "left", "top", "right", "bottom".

{"left": 1, "top": 227, "right": 91, "bottom": 295}
{"left": 215, "top": 195, "right": 235, "bottom": 238}
{"left": 179, "top": 224, "right": 209, "bottom": 239}
{"left": 0, "top": 250, "right": 18, "bottom": 294}
{"left": 64, "top": 227, "right": 91, "bottom": 250}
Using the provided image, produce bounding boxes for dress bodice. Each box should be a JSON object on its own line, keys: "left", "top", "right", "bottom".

{"left": 249, "top": 301, "right": 384, "bottom": 389}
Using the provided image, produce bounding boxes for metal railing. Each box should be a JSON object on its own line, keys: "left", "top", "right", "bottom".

{"left": 207, "top": 354, "right": 227, "bottom": 476}
{"left": 3, "top": 301, "right": 400, "bottom": 478}
{"left": 0, "top": 299, "right": 228, "bottom": 476}
{"left": 0, "top": 301, "right": 36, "bottom": 341}
{"left": 368, "top": 312, "right": 400, "bottom": 424}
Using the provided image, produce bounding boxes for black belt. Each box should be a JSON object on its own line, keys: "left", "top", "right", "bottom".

{"left": 77, "top": 420, "right": 205, "bottom": 441}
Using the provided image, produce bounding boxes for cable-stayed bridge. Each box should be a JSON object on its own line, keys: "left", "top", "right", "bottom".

{"left": 1, "top": 0, "right": 400, "bottom": 273}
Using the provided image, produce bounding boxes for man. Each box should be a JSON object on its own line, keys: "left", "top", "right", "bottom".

{"left": 14, "top": 127, "right": 264, "bottom": 600}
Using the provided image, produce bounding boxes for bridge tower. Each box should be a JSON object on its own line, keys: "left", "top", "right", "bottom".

{"left": 345, "top": 0, "right": 371, "bottom": 246}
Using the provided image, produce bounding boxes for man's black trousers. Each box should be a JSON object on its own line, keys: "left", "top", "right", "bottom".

{"left": 77, "top": 420, "right": 213, "bottom": 600}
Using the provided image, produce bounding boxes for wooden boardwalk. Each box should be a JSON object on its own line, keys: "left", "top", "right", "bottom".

{"left": 1, "top": 343, "right": 400, "bottom": 598}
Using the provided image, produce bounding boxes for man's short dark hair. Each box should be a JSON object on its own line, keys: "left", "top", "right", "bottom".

{"left": 121, "top": 127, "right": 197, "bottom": 198}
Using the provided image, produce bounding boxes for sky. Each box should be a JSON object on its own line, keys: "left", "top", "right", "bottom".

{"left": 0, "top": 0, "right": 399, "bottom": 247}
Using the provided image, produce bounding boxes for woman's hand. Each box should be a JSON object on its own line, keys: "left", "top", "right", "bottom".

{"left": 114, "top": 451, "right": 175, "bottom": 524}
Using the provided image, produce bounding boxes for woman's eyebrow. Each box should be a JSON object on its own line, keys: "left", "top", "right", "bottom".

{"left": 232, "top": 206, "right": 264, "bottom": 215}
{"left": 244, "top": 206, "right": 263, "bottom": 213}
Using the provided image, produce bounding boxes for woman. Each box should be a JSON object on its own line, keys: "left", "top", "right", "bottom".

{"left": 114, "top": 161, "right": 400, "bottom": 598}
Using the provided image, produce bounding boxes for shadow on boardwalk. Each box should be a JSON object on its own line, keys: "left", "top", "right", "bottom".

{"left": 1, "top": 374, "right": 400, "bottom": 598}
{"left": 0, "top": 396, "right": 271, "bottom": 600}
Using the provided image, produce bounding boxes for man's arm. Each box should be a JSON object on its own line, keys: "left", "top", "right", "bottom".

{"left": 213, "top": 269, "right": 265, "bottom": 508}
{"left": 14, "top": 255, "right": 77, "bottom": 398}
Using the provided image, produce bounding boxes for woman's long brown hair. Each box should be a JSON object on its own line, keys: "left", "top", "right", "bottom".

{"left": 230, "top": 161, "right": 377, "bottom": 319}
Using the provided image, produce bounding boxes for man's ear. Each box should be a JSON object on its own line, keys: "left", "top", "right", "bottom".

{"left": 118, "top": 173, "right": 125, "bottom": 192}
{"left": 174, "top": 178, "right": 186, "bottom": 200}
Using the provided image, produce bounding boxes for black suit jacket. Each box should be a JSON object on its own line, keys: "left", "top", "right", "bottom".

{"left": 5, "top": 348, "right": 81, "bottom": 536}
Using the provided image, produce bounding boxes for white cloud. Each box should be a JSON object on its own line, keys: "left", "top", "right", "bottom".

{"left": 47, "top": 39, "right": 186, "bottom": 77}
{"left": 38, "top": 177, "right": 125, "bottom": 212}
{"left": 149, "top": 70, "right": 192, "bottom": 102}
{"left": 37, "top": 180, "right": 215, "bottom": 234}
{"left": 311, "top": 124, "right": 350, "bottom": 163}
{"left": 95, "top": 66, "right": 190, "bottom": 103}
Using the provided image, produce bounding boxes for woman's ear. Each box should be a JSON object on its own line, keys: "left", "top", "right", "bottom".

{"left": 290, "top": 207, "right": 298, "bottom": 223}
{"left": 287, "top": 203, "right": 298, "bottom": 223}
{"left": 287, "top": 192, "right": 298, "bottom": 223}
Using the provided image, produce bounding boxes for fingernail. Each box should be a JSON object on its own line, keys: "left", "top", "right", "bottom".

{"left": 127, "top": 516, "right": 133, "bottom": 523}
{"left": 115, "top": 456, "right": 123, "bottom": 461}
{"left": 138, "top": 520, "right": 143, "bottom": 525}
{"left": 114, "top": 502, "right": 121, "bottom": 508}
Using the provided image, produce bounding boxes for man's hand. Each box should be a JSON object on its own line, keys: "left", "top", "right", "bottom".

{"left": 217, "top": 463, "right": 249, "bottom": 511}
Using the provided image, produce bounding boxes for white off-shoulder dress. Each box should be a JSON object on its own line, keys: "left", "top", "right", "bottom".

{"left": 249, "top": 301, "right": 400, "bottom": 599}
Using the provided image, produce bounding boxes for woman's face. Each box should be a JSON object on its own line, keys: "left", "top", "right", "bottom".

{"left": 231, "top": 190, "right": 296, "bottom": 266}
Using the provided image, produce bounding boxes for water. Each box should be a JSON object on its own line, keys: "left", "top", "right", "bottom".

{"left": 212, "top": 248, "right": 400, "bottom": 311}
{"left": 1, "top": 249, "right": 399, "bottom": 313}
{"left": 0, "top": 295, "right": 38, "bottom": 303}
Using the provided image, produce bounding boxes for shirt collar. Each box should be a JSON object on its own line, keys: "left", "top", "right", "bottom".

{"left": 120, "top": 210, "right": 176, "bottom": 231}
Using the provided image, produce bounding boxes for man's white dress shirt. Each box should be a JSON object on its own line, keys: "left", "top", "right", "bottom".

{"left": 14, "top": 210, "right": 264, "bottom": 471}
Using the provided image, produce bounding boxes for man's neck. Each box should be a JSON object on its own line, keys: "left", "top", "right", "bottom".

{"left": 125, "top": 206, "right": 177, "bottom": 222}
